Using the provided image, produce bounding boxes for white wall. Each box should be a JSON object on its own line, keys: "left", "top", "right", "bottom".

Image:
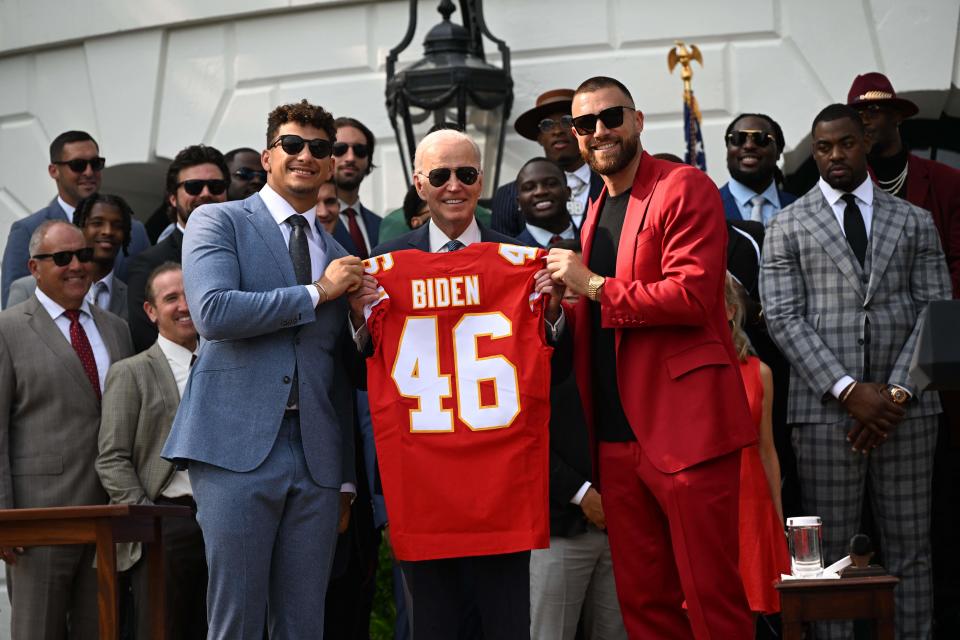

{"left": 1, "top": 0, "right": 959, "bottom": 263}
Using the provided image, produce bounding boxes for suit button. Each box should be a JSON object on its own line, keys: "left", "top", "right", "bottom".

{"left": 857, "top": 339, "right": 865, "bottom": 346}
{"left": 283, "top": 376, "right": 291, "bottom": 384}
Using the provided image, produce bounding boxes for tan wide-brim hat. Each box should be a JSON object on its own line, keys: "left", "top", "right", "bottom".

{"left": 514, "top": 89, "right": 576, "bottom": 141}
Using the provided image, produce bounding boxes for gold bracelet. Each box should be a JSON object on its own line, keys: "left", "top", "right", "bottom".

{"left": 313, "top": 280, "right": 328, "bottom": 305}
{"left": 839, "top": 381, "right": 857, "bottom": 403}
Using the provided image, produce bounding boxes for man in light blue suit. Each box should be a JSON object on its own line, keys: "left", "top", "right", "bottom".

{"left": 162, "top": 99, "right": 367, "bottom": 639}
{"left": 1, "top": 130, "right": 150, "bottom": 307}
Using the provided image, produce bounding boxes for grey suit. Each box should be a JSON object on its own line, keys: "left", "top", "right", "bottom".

{"left": 0, "top": 295, "right": 133, "bottom": 639}
{"left": 162, "top": 192, "right": 358, "bottom": 639}
{"left": 1, "top": 197, "right": 150, "bottom": 308}
{"left": 7, "top": 274, "right": 129, "bottom": 320}
{"left": 760, "top": 183, "right": 951, "bottom": 639}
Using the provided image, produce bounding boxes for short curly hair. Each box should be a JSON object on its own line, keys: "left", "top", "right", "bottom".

{"left": 165, "top": 145, "right": 229, "bottom": 198}
{"left": 266, "top": 100, "right": 337, "bottom": 147}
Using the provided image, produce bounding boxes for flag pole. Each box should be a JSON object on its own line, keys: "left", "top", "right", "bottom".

{"left": 668, "top": 41, "right": 706, "bottom": 170}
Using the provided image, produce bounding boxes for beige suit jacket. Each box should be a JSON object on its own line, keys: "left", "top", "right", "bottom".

{"left": 0, "top": 295, "right": 133, "bottom": 511}
{"left": 96, "top": 341, "right": 181, "bottom": 570}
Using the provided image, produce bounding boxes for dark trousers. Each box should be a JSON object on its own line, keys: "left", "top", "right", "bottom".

{"left": 400, "top": 551, "right": 531, "bottom": 640}
{"left": 131, "top": 497, "right": 207, "bottom": 640}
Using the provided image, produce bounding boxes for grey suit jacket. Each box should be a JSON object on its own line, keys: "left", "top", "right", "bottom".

{"left": 0, "top": 296, "right": 133, "bottom": 510}
{"left": 162, "top": 193, "right": 357, "bottom": 489}
{"left": 759, "top": 184, "right": 951, "bottom": 424}
{"left": 7, "top": 275, "right": 129, "bottom": 320}
{"left": 96, "top": 341, "right": 180, "bottom": 570}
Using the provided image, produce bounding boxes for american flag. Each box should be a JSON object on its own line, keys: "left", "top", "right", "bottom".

{"left": 683, "top": 92, "right": 706, "bottom": 171}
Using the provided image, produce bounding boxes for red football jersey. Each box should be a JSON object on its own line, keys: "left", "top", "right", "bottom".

{"left": 363, "top": 242, "right": 552, "bottom": 561}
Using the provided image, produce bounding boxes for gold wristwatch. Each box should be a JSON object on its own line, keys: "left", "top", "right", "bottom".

{"left": 586, "top": 275, "right": 605, "bottom": 302}
{"left": 886, "top": 386, "right": 909, "bottom": 405}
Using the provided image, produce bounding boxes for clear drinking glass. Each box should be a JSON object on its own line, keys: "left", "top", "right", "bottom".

{"left": 786, "top": 516, "right": 823, "bottom": 578}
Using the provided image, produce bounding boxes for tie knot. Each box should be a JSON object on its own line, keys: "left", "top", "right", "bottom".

{"left": 444, "top": 239, "right": 465, "bottom": 252}
{"left": 64, "top": 309, "right": 81, "bottom": 323}
{"left": 287, "top": 214, "right": 308, "bottom": 228}
{"left": 751, "top": 194, "right": 766, "bottom": 207}
{"left": 344, "top": 207, "right": 357, "bottom": 219}
{"left": 841, "top": 193, "right": 857, "bottom": 206}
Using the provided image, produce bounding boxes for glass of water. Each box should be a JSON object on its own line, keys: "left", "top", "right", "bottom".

{"left": 786, "top": 516, "right": 823, "bottom": 578}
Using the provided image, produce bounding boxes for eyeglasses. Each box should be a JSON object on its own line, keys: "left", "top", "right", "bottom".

{"left": 332, "top": 142, "right": 369, "bottom": 159}
{"left": 233, "top": 167, "right": 267, "bottom": 182}
{"left": 31, "top": 247, "right": 95, "bottom": 266}
{"left": 418, "top": 167, "right": 480, "bottom": 188}
{"left": 571, "top": 106, "right": 635, "bottom": 135}
{"left": 270, "top": 134, "right": 334, "bottom": 159}
{"left": 177, "top": 179, "right": 228, "bottom": 196}
{"left": 538, "top": 116, "right": 574, "bottom": 133}
{"left": 725, "top": 130, "right": 776, "bottom": 148}
{"left": 52, "top": 157, "right": 106, "bottom": 173}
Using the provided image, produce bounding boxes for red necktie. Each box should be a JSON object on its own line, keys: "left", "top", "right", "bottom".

{"left": 344, "top": 208, "right": 369, "bottom": 259}
{"left": 64, "top": 309, "right": 101, "bottom": 400}
{"left": 549, "top": 235, "right": 563, "bottom": 247}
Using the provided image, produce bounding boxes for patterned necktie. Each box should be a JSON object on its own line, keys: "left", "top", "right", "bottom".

{"left": 566, "top": 174, "right": 588, "bottom": 224}
{"left": 343, "top": 208, "right": 369, "bottom": 259}
{"left": 64, "top": 309, "right": 101, "bottom": 400}
{"left": 287, "top": 215, "right": 312, "bottom": 285}
{"left": 841, "top": 194, "right": 868, "bottom": 267}
{"left": 750, "top": 194, "right": 766, "bottom": 224}
{"left": 549, "top": 235, "right": 564, "bottom": 247}
{"left": 443, "top": 239, "right": 465, "bottom": 253}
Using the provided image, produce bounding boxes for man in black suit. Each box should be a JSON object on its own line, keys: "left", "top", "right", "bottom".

{"left": 491, "top": 89, "right": 604, "bottom": 237}
{"left": 126, "top": 145, "right": 229, "bottom": 352}
{"left": 332, "top": 117, "right": 380, "bottom": 258}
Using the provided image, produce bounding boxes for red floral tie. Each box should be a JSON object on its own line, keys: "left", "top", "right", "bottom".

{"left": 64, "top": 309, "right": 101, "bottom": 400}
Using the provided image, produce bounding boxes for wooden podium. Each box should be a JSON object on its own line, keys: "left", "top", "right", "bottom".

{"left": 0, "top": 504, "right": 192, "bottom": 640}
{"left": 776, "top": 575, "right": 899, "bottom": 640}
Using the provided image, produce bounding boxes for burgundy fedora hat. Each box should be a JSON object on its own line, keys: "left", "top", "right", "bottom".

{"left": 847, "top": 72, "right": 918, "bottom": 118}
{"left": 514, "top": 89, "right": 576, "bottom": 141}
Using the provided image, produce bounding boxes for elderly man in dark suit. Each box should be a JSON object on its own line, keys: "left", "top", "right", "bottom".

{"left": 760, "top": 104, "right": 951, "bottom": 639}
{"left": 0, "top": 220, "right": 133, "bottom": 638}
{"left": 1, "top": 130, "right": 150, "bottom": 308}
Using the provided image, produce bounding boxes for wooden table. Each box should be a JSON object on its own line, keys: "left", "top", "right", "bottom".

{"left": 776, "top": 574, "right": 899, "bottom": 640}
{"left": 0, "top": 504, "right": 192, "bottom": 640}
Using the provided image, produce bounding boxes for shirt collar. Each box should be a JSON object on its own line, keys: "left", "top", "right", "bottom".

{"left": 35, "top": 285, "right": 94, "bottom": 321}
{"left": 97, "top": 270, "right": 115, "bottom": 294}
{"left": 260, "top": 183, "right": 319, "bottom": 230}
{"left": 428, "top": 217, "right": 481, "bottom": 252}
{"left": 727, "top": 177, "right": 781, "bottom": 209}
{"left": 818, "top": 175, "right": 874, "bottom": 208}
{"left": 57, "top": 196, "right": 76, "bottom": 223}
{"left": 524, "top": 222, "right": 575, "bottom": 247}
{"left": 156, "top": 333, "right": 196, "bottom": 368}
{"left": 568, "top": 163, "right": 591, "bottom": 185}
{"left": 338, "top": 198, "right": 363, "bottom": 214}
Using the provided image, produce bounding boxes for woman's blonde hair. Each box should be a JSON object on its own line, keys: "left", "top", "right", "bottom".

{"left": 724, "top": 273, "right": 752, "bottom": 362}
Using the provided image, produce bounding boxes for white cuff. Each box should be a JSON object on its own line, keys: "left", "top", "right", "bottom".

{"left": 306, "top": 284, "right": 320, "bottom": 307}
{"left": 340, "top": 482, "right": 356, "bottom": 496}
{"left": 831, "top": 375, "right": 856, "bottom": 400}
{"left": 570, "top": 481, "right": 591, "bottom": 506}
{"left": 351, "top": 316, "right": 369, "bottom": 351}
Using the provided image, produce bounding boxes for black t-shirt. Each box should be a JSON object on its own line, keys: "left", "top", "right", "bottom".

{"left": 586, "top": 190, "right": 637, "bottom": 442}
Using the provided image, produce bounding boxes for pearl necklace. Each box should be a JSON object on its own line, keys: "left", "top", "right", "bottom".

{"left": 876, "top": 162, "right": 908, "bottom": 195}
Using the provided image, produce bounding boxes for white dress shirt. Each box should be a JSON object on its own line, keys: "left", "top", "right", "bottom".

{"left": 427, "top": 217, "right": 481, "bottom": 252}
{"left": 57, "top": 196, "right": 76, "bottom": 223}
{"left": 338, "top": 198, "right": 373, "bottom": 252}
{"left": 818, "top": 176, "right": 874, "bottom": 240}
{"left": 566, "top": 163, "right": 592, "bottom": 229}
{"left": 35, "top": 287, "right": 110, "bottom": 390}
{"left": 727, "top": 178, "right": 783, "bottom": 227}
{"left": 524, "top": 222, "right": 575, "bottom": 248}
{"left": 157, "top": 334, "right": 196, "bottom": 498}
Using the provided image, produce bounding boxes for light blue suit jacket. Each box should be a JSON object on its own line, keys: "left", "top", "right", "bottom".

{"left": 162, "top": 193, "right": 357, "bottom": 488}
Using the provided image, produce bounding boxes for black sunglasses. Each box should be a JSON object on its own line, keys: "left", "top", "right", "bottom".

{"left": 538, "top": 115, "right": 574, "bottom": 133}
{"left": 571, "top": 106, "right": 635, "bottom": 135}
{"left": 419, "top": 167, "right": 480, "bottom": 188}
{"left": 233, "top": 167, "right": 267, "bottom": 182}
{"left": 53, "top": 157, "right": 106, "bottom": 173}
{"left": 725, "top": 130, "right": 776, "bottom": 148}
{"left": 32, "top": 247, "right": 95, "bottom": 266}
{"left": 177, "top": 179, "right": 228, "bottom": 196}
{"left": 270, "top": 134, "right": 333, "bottom": 159}
{"left": 332, "top": 142, "right": 369, "bottom": 159}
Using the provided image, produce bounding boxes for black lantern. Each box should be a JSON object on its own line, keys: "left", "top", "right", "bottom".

{"left": 385, "top": 0, "right": 513, "bottom": 199}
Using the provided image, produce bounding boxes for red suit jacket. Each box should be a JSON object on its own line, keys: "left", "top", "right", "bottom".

{"left": 571, "top": 152, "right": 756, "bottom": 473}
{"left": 905, "top": 154, "right": 960, "bottom": 298}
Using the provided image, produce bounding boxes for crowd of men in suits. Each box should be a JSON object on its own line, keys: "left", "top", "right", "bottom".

{"left": 0, "top": 67, "right": 957, "bottom": 640}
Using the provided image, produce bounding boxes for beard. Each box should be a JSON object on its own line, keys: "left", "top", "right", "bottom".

{"left": 586, "top": 134, "right": 639, "bottom": 176}
{"left": 177, "top": 196, "right": 217, "bottom": 224}
{"left": 335, "top": 168, "right": 365, "bottom": 192}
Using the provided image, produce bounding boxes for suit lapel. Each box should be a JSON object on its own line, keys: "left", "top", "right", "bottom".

{"left": 90, "top": 305, "right": 124, "bottom": 363}
{"left": 905, "top": 154, "right": 930, "bottom": 210}
{"left": 866, "top": 189, "right": 908, "bottom": 302}
{"left": 108, "top": 280, "right": 127, "bottom": 316}
{"left": 796, "top": 194, "right": 865, "bottom": 297}
{"left": 615, "top": 153, "right": 660, "bottom": 279}
{"left": 408, "top": 225, "right": 430, "bottom": 251}
{"left": 245, "top": 195, "right": 297, "bottom": 287}
{"left": 145, "top": 342, "right": 181, "bottom": 407}
{"left": 25, "top": 298, "right": 98, "bottom": 402}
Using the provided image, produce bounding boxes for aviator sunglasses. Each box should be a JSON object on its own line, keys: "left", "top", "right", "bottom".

{"left": 31, "top": 247, "right": 95, "bottom": 266}
{"left": 419, "top": 167, "right": 480, "bottom": 188}
{"left": 332, "top": 142, "right": 369, "bottom": 159}
{"left": 571, "top": 106, "right": 635, "bottom": 135}
{"left": 725, "top": 130, "right": 776, "bottom": 148}
{"left": 233, "top": 167, "right": 267, "bottom": 182}
{"left": 53, "top": 157, "right": 106, "bottom": 173}
{"left": 177, "top": 179, "right": 228, "bottom": 196}
{"left": 538, "top": 115, "right": 574, "bottom": 133}
{"left": 270, "top": 134, "right": 334, "bottom": 159}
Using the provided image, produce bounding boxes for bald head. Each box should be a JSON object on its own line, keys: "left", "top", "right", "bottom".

{"left": 414, "top": 130, "right": 481, "bottom": 173}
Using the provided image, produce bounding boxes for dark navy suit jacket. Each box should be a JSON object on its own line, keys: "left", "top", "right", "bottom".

{"left": 719, "top": 182, "right": 797, "bottom": 222}
{"left": 333, "top": 203, "right": 380, "bottom": 258}
{"left": 491, "top": 170, "right": 604, "bottom": 237}
{"left": 373, "top": 219, "right": 512, "bottom": 256}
